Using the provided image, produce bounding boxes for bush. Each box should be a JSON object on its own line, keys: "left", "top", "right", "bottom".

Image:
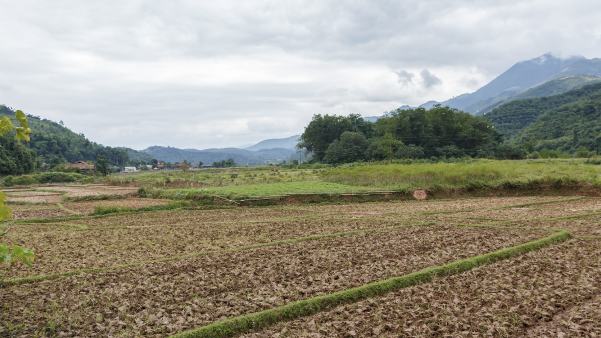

{"left": 435, "top": 145, "right": 464, "bottom": 159}
{"left": 1, "top": 172, "right": 92, "bottom": 187}
{"left": 396, "top": 144, "right": 425, "bottom": 159}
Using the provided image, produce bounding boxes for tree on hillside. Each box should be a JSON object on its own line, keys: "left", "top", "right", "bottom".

{"left": 1, "top": 108, "right": 35, "bottom": 285}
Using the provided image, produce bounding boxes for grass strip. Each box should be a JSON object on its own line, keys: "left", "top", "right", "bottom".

{"left": 61, "top": 194, "right": 128, "bottom": 203}
{"left": 13, "top": 215, "right": 85, "bottom": 224}
{"left": 451, "top": 223, "right": 565, "bottom": 233}
{"left": 576, "top": 235, "right": 601, "bottom": 239}
{"left": 56, "top": 203, "right": 82, "bottom": 215}
{"left": 169, "top": 230, "right": 572, "bottom": 338}
{"left": 17, "top": 222, "right": 88, "bottom": 230}
{"left": 489, "top": 197, "right": 585, "bottom": 210}
{"left": 2, "top": 222, "right": 424, "bottom": 287}
{"left": 434, "top": 215, "right": 513, "bottom": 222}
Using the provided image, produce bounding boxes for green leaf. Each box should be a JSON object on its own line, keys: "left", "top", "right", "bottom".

{"left": 0, "top": 206, "right": 11, "bottom": 222}
{"left": 0, "top": 116, "right": 13, "bottom": 136}
{"left": 0, "top": 244, "right": 10, "bottom": 263}
{"left": 15, "top": 127, "right": 32, "bottom": 142}
{"left": 14, "top": 111, "right": 31, "bottom": 142}
{"left": 12, "top": 245, "right": 34, "bottom": 269}
{"left": 15, "top": 110, "right": 29, "bottom": 130}
{"left": 0, "top": 252, "right": 11, "bottom": 263}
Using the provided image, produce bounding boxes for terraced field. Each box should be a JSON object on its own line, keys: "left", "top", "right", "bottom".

{"left": 1, "top": 193, "right": 600, "bottom": 337}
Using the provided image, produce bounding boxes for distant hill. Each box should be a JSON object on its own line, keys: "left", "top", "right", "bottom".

{"left": 142, "top": 145, "right": 295, "bottom": 165}
{"left": 126, "top": 148, "right": 156, "bottom": 162}
{"left": 513, "top": 86, "right": 601, "bottom": 153}
{"left": 417, "top": 53, "right": 601, "bottom": 115}
{"left": 547, "top": 58, "right": 601, "bottom": 80}
{"left": 364, "top": 106, "right": 413, "bottom": 122}
{"left": 475, "top": 75, "right": 601, "bottom": 115}
{"left": 244, "top": 135, "right": 300, "bottom": 151}
{"left": 430, "top": 54, "right": 586, "bottom": 112}
{"left": 483, "top": 82, "right": 601, "bottom": 147}
{"left": 0, "top": 105, "right": 129, "bottom": 166}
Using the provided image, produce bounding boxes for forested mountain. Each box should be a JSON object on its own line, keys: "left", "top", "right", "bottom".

{"left": 425, "top": 54, "right": 585, "bottom": 113}
{"left": 475, "top": 75, "right": 601, "bottom": 115}
{"left": 142, "top": 146, "right": 295, "bottom": 165}
{"left": 483, "top": 82, "right": 601, "bottom": 141}
{"left": 0, "top": 106, "right": 129, "bottom": 171}
{"left": 126, "top": 148, "right": 156, "bottom": 162}
{"left": 509, "top": 88, "right": 601, "bottom": 153}
{"left": 418, "top": 54, "right": 601, "bottom": 115}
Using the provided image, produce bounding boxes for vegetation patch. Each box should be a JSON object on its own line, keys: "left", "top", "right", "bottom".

{"left": 321, "top": 160, "right": 601, "bottom": 191}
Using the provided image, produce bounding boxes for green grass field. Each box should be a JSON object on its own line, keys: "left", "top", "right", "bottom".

{"left": 322, "top": 159, "right": 601, "bottom": 190}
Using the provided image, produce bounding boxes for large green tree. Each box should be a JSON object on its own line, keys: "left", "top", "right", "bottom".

{"left": 324, "top": 131, "right": 369, "bottom": 163}
{"left": 95, "top": 155, "right": 109, "bottom": 176}
{"left": 298, "top": 114, "right": 374, "bottom": 161}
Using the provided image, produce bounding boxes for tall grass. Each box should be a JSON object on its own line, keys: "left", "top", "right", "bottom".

{"left": 321, "top": 159, "right": 601, "bottom": 190}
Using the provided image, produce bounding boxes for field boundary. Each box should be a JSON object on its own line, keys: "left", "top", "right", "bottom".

{"left": 169, "top": 230, "right": 572, "bottom": 338}
{"left": 139, "top": 183, "right": 601, "bottom": 208}
{"left": 55, "top": 203, "right": 82, "bottom": 215}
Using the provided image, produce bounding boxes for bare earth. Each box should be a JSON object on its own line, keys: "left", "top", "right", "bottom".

{"left": 1, "top": 192, "right": 600, "bottom": 337}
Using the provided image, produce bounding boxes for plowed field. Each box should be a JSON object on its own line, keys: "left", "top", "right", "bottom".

{"left": 1, "top": 195, "right": 600, "bottom": 337}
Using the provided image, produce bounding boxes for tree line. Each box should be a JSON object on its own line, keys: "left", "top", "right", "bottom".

{"left": 297, "top": 105, "right": 505, "bottom": 164}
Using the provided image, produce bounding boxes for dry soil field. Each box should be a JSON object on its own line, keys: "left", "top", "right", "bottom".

{"left": 1, "top": 188, "right": 600, "bottom": 337}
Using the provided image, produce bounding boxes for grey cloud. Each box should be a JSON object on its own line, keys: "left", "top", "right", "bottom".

{"left": 420, "top": 69, "right": 442, "bottom": 89}
{"left": 393, "top": 70, "right": 414, "bottom": 86}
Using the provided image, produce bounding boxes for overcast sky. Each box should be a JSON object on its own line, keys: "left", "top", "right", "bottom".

{"left": 1, "top": 0, "right": 600, "bottom": 150}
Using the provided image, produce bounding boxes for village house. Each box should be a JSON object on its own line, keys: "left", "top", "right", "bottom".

{"left": 123, "top": 167, "right": 137, "bottom": 173}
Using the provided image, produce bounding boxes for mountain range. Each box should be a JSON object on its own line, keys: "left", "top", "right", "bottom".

{"left": 365, "top": 53, "right": 601, "bottom": 122}
{"left": 429, "top": 54, "right": 601, "bottom": 115}
{"left": 139, "top": 135, "right": 301, "bottom": 165}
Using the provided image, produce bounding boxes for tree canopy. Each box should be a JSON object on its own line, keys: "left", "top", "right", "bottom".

{"left": 298, "top": 105, "right": 502, "bottom": 164}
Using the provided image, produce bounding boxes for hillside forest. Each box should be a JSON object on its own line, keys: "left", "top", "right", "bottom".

{"left": 484, "top": 82, "right": 601, "bottom": 154}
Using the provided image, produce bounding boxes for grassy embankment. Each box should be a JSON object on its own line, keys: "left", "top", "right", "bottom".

{"left": 321, "top": 159, "right": 601, "bottom": 191}
{"left": 132, "top": 159, "right": 601, "bottom": 205}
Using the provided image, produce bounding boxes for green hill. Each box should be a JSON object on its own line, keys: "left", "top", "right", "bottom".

{"left": 0, "top": 105, "right": 129, "bottom": 167}
{"left": 483, "top": 82, "right": 601, "bottom": 141}
{"left": 475, "top": 75, "right": 601, "bottom": 115}
{"left": 513, "top": 92, "right": 601, "bottom": 153}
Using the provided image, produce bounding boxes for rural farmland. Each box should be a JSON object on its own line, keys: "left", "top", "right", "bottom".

{"left": 1, "top": 182, "right": 600, "bottom": 337}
